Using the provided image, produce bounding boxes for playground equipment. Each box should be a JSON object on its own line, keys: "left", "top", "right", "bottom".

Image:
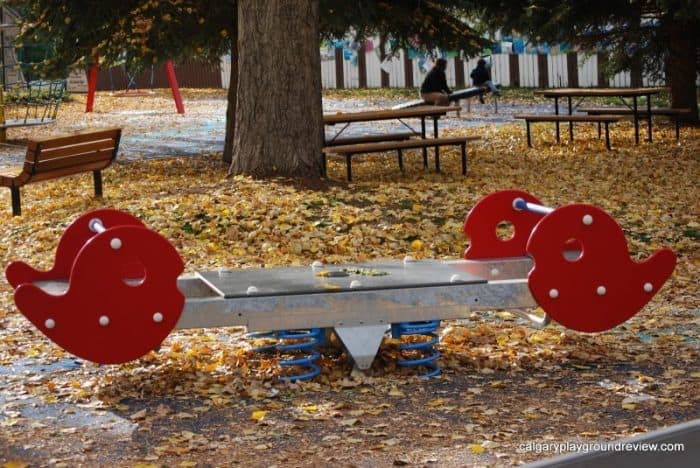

{"left": 0, "top": 7, "right": 66, "bottom": 142}
{"left": 0, "top": 79, "right": 65, "bottom": 132}
{"left": 5, "top": 190, "right": 676, "bottom": 380}
{"left": 85, "top": 56, "right": 184, "bottom": 114}
{"left": 391, "top": 86, "right": 499, "bottom": 110}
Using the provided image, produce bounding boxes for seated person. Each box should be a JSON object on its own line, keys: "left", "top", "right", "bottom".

{"left": 470, "top": 58, "right": 500, "bottom": 103}
{"left": 420, "top": 58, "right": 451, "bottom": 106}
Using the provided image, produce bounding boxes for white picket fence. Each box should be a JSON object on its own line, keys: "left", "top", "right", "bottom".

{"left": 223, "top": 50, "right": 697, "bottom": 89}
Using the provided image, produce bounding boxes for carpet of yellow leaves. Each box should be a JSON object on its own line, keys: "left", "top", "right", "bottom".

{"left": 0, "top": 90, "right": 697, "bottom": 466}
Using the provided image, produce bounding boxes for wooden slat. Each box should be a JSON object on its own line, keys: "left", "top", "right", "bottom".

{"left": 325, "top": 132, "right": 414, "bottom": 146}
{"left": 25, "top": 161, "right": 110, "bottom": 183}
{"left": 30, "top": 149, "right": 114, "bottom": 173}
{"left": 26, "top": 128, "right": 121, "bottom": 152}
{"left": 577, "top": 107, "right": 691, "bottom": 116}
{"left": 27, "top": 139, "right": 116, "bottom": 162}
{"left": 513, "top": 114, "right": 620, "bottom": 122}
{"left": 535, "top": 87, "right": 665, "bottom": 98}
{"left": 323, "top": 136, "right": 480, "bottom": 155}
{"left": 0, "top": 171, "right": 29, "bottom": 188}
{"left": 324, "top": 106, "right": 460, "bottom": 125}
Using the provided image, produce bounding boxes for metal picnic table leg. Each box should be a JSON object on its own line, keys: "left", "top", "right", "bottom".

{"left": 646, "top": 93, "right": 653, "bottom": 142}
{"left": 568, "top": 96, "right": 574, "bottom": 141}
{"left": 421, "top": 117, "right": 428, "bottom": 167}
{"left": 633, "top": 96, "right": 640, "bottom": 144}
{"left": 554, "top": 97, "right": 561, "bottom": 143}
{"left": 525, "top": 121, "right": 532, "bottom": 147}
{"left": 433, "top": 117, "right": 440, "bottom": 172}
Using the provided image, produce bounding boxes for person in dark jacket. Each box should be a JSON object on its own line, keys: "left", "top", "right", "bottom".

{"left": 420, "top": 58, "right": 451, "bottom": 106}
{"left": 470, "top": 58, "right": 499, "bottom": 103}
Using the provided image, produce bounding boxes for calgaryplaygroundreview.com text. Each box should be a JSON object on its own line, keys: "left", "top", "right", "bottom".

{"left": 517, "top": 440, "right": 685, "bottom": 454}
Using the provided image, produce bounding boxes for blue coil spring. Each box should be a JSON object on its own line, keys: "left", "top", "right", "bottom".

{"left": 246, "top": 329, "right": 323, "bottom": 382}
{"left": 391, "top": 320, "right": 441, "bottom": 377}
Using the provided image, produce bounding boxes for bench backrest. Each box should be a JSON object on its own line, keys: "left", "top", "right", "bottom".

{"left": 22, "top": 128, "right": 122, "bottom": 183}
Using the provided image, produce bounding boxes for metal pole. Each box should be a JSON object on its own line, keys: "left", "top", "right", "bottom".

{"left": 512, "top": 197, "right": 555, "bottom": 215}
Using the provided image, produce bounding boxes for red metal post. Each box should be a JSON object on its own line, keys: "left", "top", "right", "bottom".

{"left": 85, "top": 56, "right": 99, "bottom": 113}
{"left": 164, "top": 60, "right": 185, "bottom": 114}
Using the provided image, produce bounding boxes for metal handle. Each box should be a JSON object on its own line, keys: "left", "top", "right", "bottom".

{"left": 509, "top": 308, "right": 551, "bottom": 329}
{"left": 88, "top": 218, "right": 106, "bottom": 233}
{"left": 513, "top": 197, "right": 554, "bottom": 215}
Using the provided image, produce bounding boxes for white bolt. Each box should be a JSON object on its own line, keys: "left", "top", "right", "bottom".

{"left": 450, "top": 274, "right": 461, "bottom": 283}
{"left": 153, "top": 312, "right": 164, "bottom": 323}
{"left": 549, "top": 289, "right": 559, "bottom": 299}
{"left": 403, "top": 255, "right": 415, "bottom": 264}
{"left": 582, "top": 214, "right": 594, "bottom": 226}
{"left": 45, "top": 318, "right": 55, "bottom": 329}
{"left": 311, "top": 260, "right": 323, "bottom": 269}
{"left": 246, "top": 286, "right": 259, "bottom": 295}
{"left": 643, "top": 282, "right": 653, "bottom": 293}
{"left": 110, "top": 238, "right": 122, "bottom": 250}
{"left": 99, "top": 315, "right": 110, "bottom": 326}
{"left": 350, "top": 280, "right": 362, "bottom": 288}
{"left": 596, "top": 286, "right": 607, "bottom": 296}
{"left": 490, "top": 268, "right": 499, "bottom": 277}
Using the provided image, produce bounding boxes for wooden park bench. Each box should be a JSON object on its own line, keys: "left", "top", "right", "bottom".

{"left": 0, "top": 127, "right": 122, "bottom": 216}
{"left": 577, "top": 107, "right": 691, "bottom": 142}
{"left": 324, "top": 131, "right": 415, "bottom": 147}
{"left": 513, "top": 114, "right": 621, "bottom": 150}
{"left": 322, "top": 136, "right": 480, "bottom": 181}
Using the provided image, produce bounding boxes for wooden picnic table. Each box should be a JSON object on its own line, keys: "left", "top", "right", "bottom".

{"left": 323, "top": 105, "right": 460, "bottom": 167}
{"left": 535, "top": 87, "right": 664, "bottom": 144}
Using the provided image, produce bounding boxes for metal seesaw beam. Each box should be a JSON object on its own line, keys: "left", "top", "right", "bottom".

{"left": 174, "top": 257, "right": 539, "bottom": 369}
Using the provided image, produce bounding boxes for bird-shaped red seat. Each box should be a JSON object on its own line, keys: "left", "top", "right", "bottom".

{"left": 526, "top": 203, "right": 676, "bottom": 332}
{"left": 7, "top": 210, "right": 184, "bottom": 364}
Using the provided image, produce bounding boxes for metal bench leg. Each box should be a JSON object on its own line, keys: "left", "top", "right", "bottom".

{"left": 433, "top": 117, "right": 440, "bottom": 172}
{"left": 10, "top": 187, "right": 21, "bottom": 216}
{"left": 525, "top": 121, "right": 532, "bottom": 147}
{"left": 93, "top": 170, "right": 103, "bottom": 197}
{"left": 346, "top": 154, "right": 352, "bottom": 182}
{"left": 605, "top": 123, "right": 611, "bottom": 150}
{"left": 597, "top": 121, "right": 602, "bottom": 139}
{"left": 461, "top": 143, "right": 467, "bottom": 176}
{"left": 397, "top": 149, "right": 404, "bottom": 172}
{"left": 421, "top": 118, "right": 428, "bottom": 168}
{"left": 435, "top": 146, "right": 441, "bottom": 173}
{"left": 570, "top": 122, "right": 575, "bottom": 141}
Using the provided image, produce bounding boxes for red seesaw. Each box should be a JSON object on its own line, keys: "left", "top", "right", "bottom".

{"left": 5, "top": 190, "right": 677, "bottom": 376}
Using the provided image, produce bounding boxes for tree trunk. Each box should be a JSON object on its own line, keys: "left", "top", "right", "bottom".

{"left": 223, "top": 8, "right": 238, "bottom": 164}
{"left": 667, "top": 21, "right": 699, "bottom": 123}
{"left": 230, "top": 0, "right": 324, "bottom": 178}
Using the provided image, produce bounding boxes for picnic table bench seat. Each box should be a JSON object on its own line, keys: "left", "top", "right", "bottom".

{"left": 513, "top": 114, "right": 621, "bottom": 150}
{"left": 577, "top": 107, "right": 691, "bottom": 142}
{"left": 0, "top": 127, "right": 122, "bottom": 216}
{"left": 324, "top": 132, "right": 415, "bottom": 147}
{"left": 322, "top": 136, "right": 480, "bottom": 181}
